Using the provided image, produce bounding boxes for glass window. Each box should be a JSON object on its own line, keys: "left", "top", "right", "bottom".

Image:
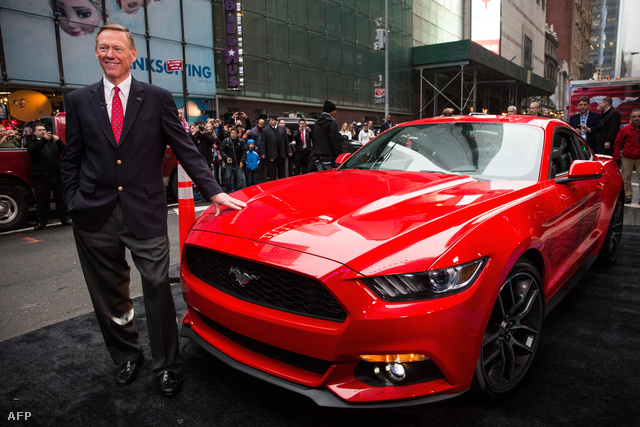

{"left": 342, "top": 8, "right": 356, "bottom": 43}
{"left": 326, "top": 37, "right": 342, "bottom": 73}
{"left": 288, "top": 2, "right": 308, "bottom": 26}
{"left": 146, "top": 39, "right": 183, "bottom": 92}
{"left": 2, "top": 11, "right": 60, "bottom": 85}
{"left": 290, "top": 64, "right": 309, "bottom": 102}
{"left": 340, "top": 123, "right": 544, "bottom": 182}
{"left": 308, "top": 68, "right": 326, "bottom": 103}
{"left": 325, "top": 1, "right": 341, "bottom": 38}
{"left": 243, "top": 11, "right": 268, "bottom": 56}
{"left": 184, "top": 0, "right": 214, "bottom": 47}
{"left": 268, "top": 60, "right": 290, "bottom": 100}
{"left": 355, "top": 13, "right": 371, "bottom": 47}
{"left": 148, "top": 1, "right": 181, "bottom": 41}
{"left": 243, "top": 55, "right": 269, "bottom": 99}
{"left": 186, "top": 45, "right": 216, "bottom": 97}
{"left": 343, "top": 43, "right": 357, "bottom": 76}
{"left": 266, "top": 0, "right": 288, "bottom": 22}
{"left": 267, "top": 19, "right": 289, "bottom": 62}
{"left": 356, "top": 45, "right": 370, "bottom": 77}
{"left": 289, "top": 25, "right": 309, "bottom": 65}
{"left": 356, "top": 0, "right": 369, "bottom": 16}
{"left": 327, "top": 73, "right": 343, "bottom": 104}
{"left": 308, "top": 31, "right": 327, "bottom": 69}
{"left": 308, "top": 2, "right": 325, "bottom": 32}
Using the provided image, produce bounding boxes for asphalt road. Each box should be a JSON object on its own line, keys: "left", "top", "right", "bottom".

{"left": 0, "top": 200, "right": 211, "bottom": 342}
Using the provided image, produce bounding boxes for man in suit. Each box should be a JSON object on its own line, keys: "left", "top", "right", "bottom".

{"left": 597, "top": 96, "right": 622, "bottom": 156}
{"left": 292, "top": 118, "right": 312, "bottom": 175}
{"left": 61, "top": 24, "right": 246, "bottom": 397}
{"left": 569, "top": 95, "right": 603, "bottom": 153}
{"left": 379, "top": 115, "right": 395, "bottom": 133}
{"left": 261, "top": 115, "right": 291, "bottom": 180}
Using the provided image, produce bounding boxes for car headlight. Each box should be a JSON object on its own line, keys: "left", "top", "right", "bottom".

{"left": 364, "top": 257, "right": 487, "bottom": 301}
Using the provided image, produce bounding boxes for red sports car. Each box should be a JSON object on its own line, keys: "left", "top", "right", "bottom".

{"left": 180, "top": 115, "right": 624, "bottom": 407}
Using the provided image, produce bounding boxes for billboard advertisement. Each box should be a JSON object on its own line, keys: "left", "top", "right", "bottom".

{"left": 0, "top": 0, "right": 215, "bottom": 97}
{"left": 471, "top": 0, "right": 501, "bottom": 55}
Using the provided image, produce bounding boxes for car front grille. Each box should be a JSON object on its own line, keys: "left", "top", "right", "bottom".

{"left": 195, "top": 310, "right": 333, "bottom": 374}
{"left": 185, "top": 245, "right": 347, "bottom": 322}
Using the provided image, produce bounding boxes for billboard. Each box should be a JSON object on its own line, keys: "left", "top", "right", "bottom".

{"left": 0, "top": 0, "right": 216, "bottom": 97}
{"left": 471, "top": 0, "right": 501, "bottom": 55}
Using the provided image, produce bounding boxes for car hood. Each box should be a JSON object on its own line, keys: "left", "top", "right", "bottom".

{"left": 191, "top": 170, "right": 534, "bottom": 274}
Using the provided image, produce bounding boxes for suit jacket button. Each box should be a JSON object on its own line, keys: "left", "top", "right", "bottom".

{"left": 118, "top": 186, "right": 123, "bottom": 191}
{"left": 117, "top": 160, "right": 122, "bottom": 164}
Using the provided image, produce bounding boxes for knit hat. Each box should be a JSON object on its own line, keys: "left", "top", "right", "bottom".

{"left": 323, "top": 100, "right": 337, "bottom": 113}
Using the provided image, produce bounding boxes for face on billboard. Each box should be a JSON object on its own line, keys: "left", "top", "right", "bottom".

{"left": 55, "top": 0, "right": 102, "bottom": 37}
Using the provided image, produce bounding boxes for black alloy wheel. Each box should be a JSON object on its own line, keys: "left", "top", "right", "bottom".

{"left": 596, "top": 194, "right": 624, "bottom": 267}
{"left": 473, "top": 259, "right": 544, "bottom": 399}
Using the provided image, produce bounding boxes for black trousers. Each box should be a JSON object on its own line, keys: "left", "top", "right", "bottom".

{"left": 34, "top": 174, "right": 68, "bottom": 224}
{"left": 293, "top": 150, "right": 312, "bottom": 175}
{"left": 72, "top": 203, "right": 181, "bottom": 377}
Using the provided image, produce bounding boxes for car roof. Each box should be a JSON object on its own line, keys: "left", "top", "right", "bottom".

{"left": 400, "top": 114, "right": 564, "bottom": 130}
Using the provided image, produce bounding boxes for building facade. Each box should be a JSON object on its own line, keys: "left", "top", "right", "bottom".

{"left": 547, "top": 0, "right": 594, "bottom": 80}
{"left": 590, "top": 0, "right": 621, "bottom": 79}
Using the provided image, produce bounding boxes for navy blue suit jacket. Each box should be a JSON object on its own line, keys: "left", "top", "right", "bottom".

{"left": 568, "top": 111, "right": 603, "bottom": 153}
{"left": 62, "top": 78, "right": 221, "bottom": 239}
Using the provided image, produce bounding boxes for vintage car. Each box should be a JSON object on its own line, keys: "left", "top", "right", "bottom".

{"left": 180, "top": 115, "right": 624, "bottom": 407}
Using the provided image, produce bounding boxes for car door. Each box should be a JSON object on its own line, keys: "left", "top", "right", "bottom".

{"left": 544, "top": 129, "right": 604, "bottom": 296}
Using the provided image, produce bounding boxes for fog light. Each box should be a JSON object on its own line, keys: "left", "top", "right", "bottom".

{"left": 386, "top": 362, "right": 406, "bottom": 382}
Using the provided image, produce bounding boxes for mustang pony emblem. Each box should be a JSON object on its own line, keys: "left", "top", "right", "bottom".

{"left": 229, "top": 267, "right": 260, "bottom": 287}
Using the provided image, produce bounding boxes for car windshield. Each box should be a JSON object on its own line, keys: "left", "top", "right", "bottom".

{"left": 339, "top": 122, "right": 544, "bottom": 181}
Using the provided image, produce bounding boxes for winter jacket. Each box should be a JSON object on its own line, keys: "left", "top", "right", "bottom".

{"left": 311, "top": 113, "right": 341, "bottom": 158}
{"left": 613, "top": 124, "right": 640, "bottom": 160}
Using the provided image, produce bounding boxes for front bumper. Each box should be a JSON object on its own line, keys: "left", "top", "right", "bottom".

{"left": 181, "top": 230, "right": 493, "bottom": 406}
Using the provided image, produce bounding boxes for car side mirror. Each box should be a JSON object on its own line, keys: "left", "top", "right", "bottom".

{"left": 555, "top": 160, "right": 604, "bottom": 184}
{"left": 335, "top": 152, "right": 351, "bottom": 166}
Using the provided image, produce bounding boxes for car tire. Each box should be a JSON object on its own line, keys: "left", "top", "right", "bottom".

{"left": 596, "top": 193, "right": 624, "bottom": 267}
{"left": 472, "top": 258, "right": 544, "bottom": 400}
{"left": 0, "top": 185, "right": 29, "bottom": 232}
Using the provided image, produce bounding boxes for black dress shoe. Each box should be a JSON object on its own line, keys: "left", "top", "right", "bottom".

{"left": 625, "top": 198, "right": 632, "bottom": 204}
{"left": 61, "top": 218, "right": 73, "bottom": 226}
{"left": 34, "top": 222, "right": 47, "bottom": 231}
{"left": 158, "top": 370, "right": 182, "bottom": 397}
{"left": 115, "top": 356, "right": 144, "bottom": 386}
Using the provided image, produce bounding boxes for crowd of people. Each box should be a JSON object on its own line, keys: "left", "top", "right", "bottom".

{"left": 181, "top": 101, "right": 389, "bottom": 194}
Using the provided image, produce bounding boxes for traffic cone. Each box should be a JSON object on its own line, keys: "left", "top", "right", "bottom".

{"left": 177, "top": 163, "right": 196, "bottom": 259}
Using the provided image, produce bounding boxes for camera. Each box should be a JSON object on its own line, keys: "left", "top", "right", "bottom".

{"left": 198, "top": 125, "right": 205, "bottom": 131}
{"left": 6, "top": 135, "right": 13, "bottom": 140}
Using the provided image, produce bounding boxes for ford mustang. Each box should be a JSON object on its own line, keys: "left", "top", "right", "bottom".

{"left": 180, "top": 115, "right": 624, "bottom": 407}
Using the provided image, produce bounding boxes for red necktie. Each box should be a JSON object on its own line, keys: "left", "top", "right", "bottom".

{"left": 111, "top": 86, "right": 123, "bottom": 144}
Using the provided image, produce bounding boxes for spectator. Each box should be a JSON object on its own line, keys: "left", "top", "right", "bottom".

{"left": 348, "top": 122, "right": 357, "bottom": 139}
{"left": 245, "top": 139, "right": 260, "bottom": 186}
{"left": 0, "top": 126, "right": 21, "bottom": 148}
{"left": 220, "top": 127, "right": 246, "bottom": 193}
{"left": 231, "top": 111, "right": 251, "bottom": 130}
{"left": 442, "top": 108, "right": 454, "bottom": 116}
{"left": 380, "top": 115, "right": 395, "bottom": 132}
{"left": 597, "top": 96, "right": 621, "bottom": 156}
{"left": 190, "top": 120, "right": 216, "bottom": 168}
{"left": 177, "top": 108, "right": 189, "bottom": 132}
{"left": 262, "top": 115, "right": 291, "bottom": 180}
{"left": 568, "top": 95, "right": 603, "bottom": 153}
{"left": 613, "top": 108, "right": 640, "bottom": 204}
{"left": 311, "top": 100, "right": 341, "bottom": 171}
{"left": 368, "top": 120, "right": 376, "bottom": 135}
{"left": 542, "top": 108, "right": 551, "bottom": 117}
{"left": 249, "top": 118, "right": 267, "bottom": 182}
{"left": 529, "top": 102, "right": 541, "bottom": 116}
{"left": 339, "top": 122, "right": 352, "bottom": 140}
{"left": 507, "top": 105, "right": 518, "bottom": 115}
{"left": 358, "top": 122, "right": 375, "bottom": 144}
{"left": 27, "top": 122, "right": 71, "bottom": 230}
{"left": 293, "top": 118, "right": 312, "bottom": 175}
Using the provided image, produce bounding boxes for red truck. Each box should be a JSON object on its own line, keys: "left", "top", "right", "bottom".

{"left": 0, "top": 114, "right": 179, "bottom": 232}
{"left": 568, "top": 77, "right": 640, "bottom": 123}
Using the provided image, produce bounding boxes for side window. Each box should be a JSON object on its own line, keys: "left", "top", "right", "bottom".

{"left": 570, "top": 134, "right": 590, "bottom": 161}
{"left": 550, "top": 133, "right": 574, "bottom": 178}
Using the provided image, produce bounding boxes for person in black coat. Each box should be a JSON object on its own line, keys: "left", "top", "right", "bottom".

{"left": 27, "top": 122, "right": 71, "bottom": 230}
{"left": 597, "top": 97, "right": 621, "bottom": 156}
{"left": 568, "top": 96, "right": 603, "bottom": 153}
{"left": 190, "top": 119, "right": 216, "bottom": 167}
{"left": 261, "top": 115, "right": 292, "bottom": 180}
{"left": 311, "top": 100, "right": 342, "bottom": 171}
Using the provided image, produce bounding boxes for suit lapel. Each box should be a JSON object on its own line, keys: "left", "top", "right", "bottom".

{"left": 119, "top": 78, "right": 145, "bottom": 147}
{"left": 89, "top": 81, "right": 117, "bottom": 148}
